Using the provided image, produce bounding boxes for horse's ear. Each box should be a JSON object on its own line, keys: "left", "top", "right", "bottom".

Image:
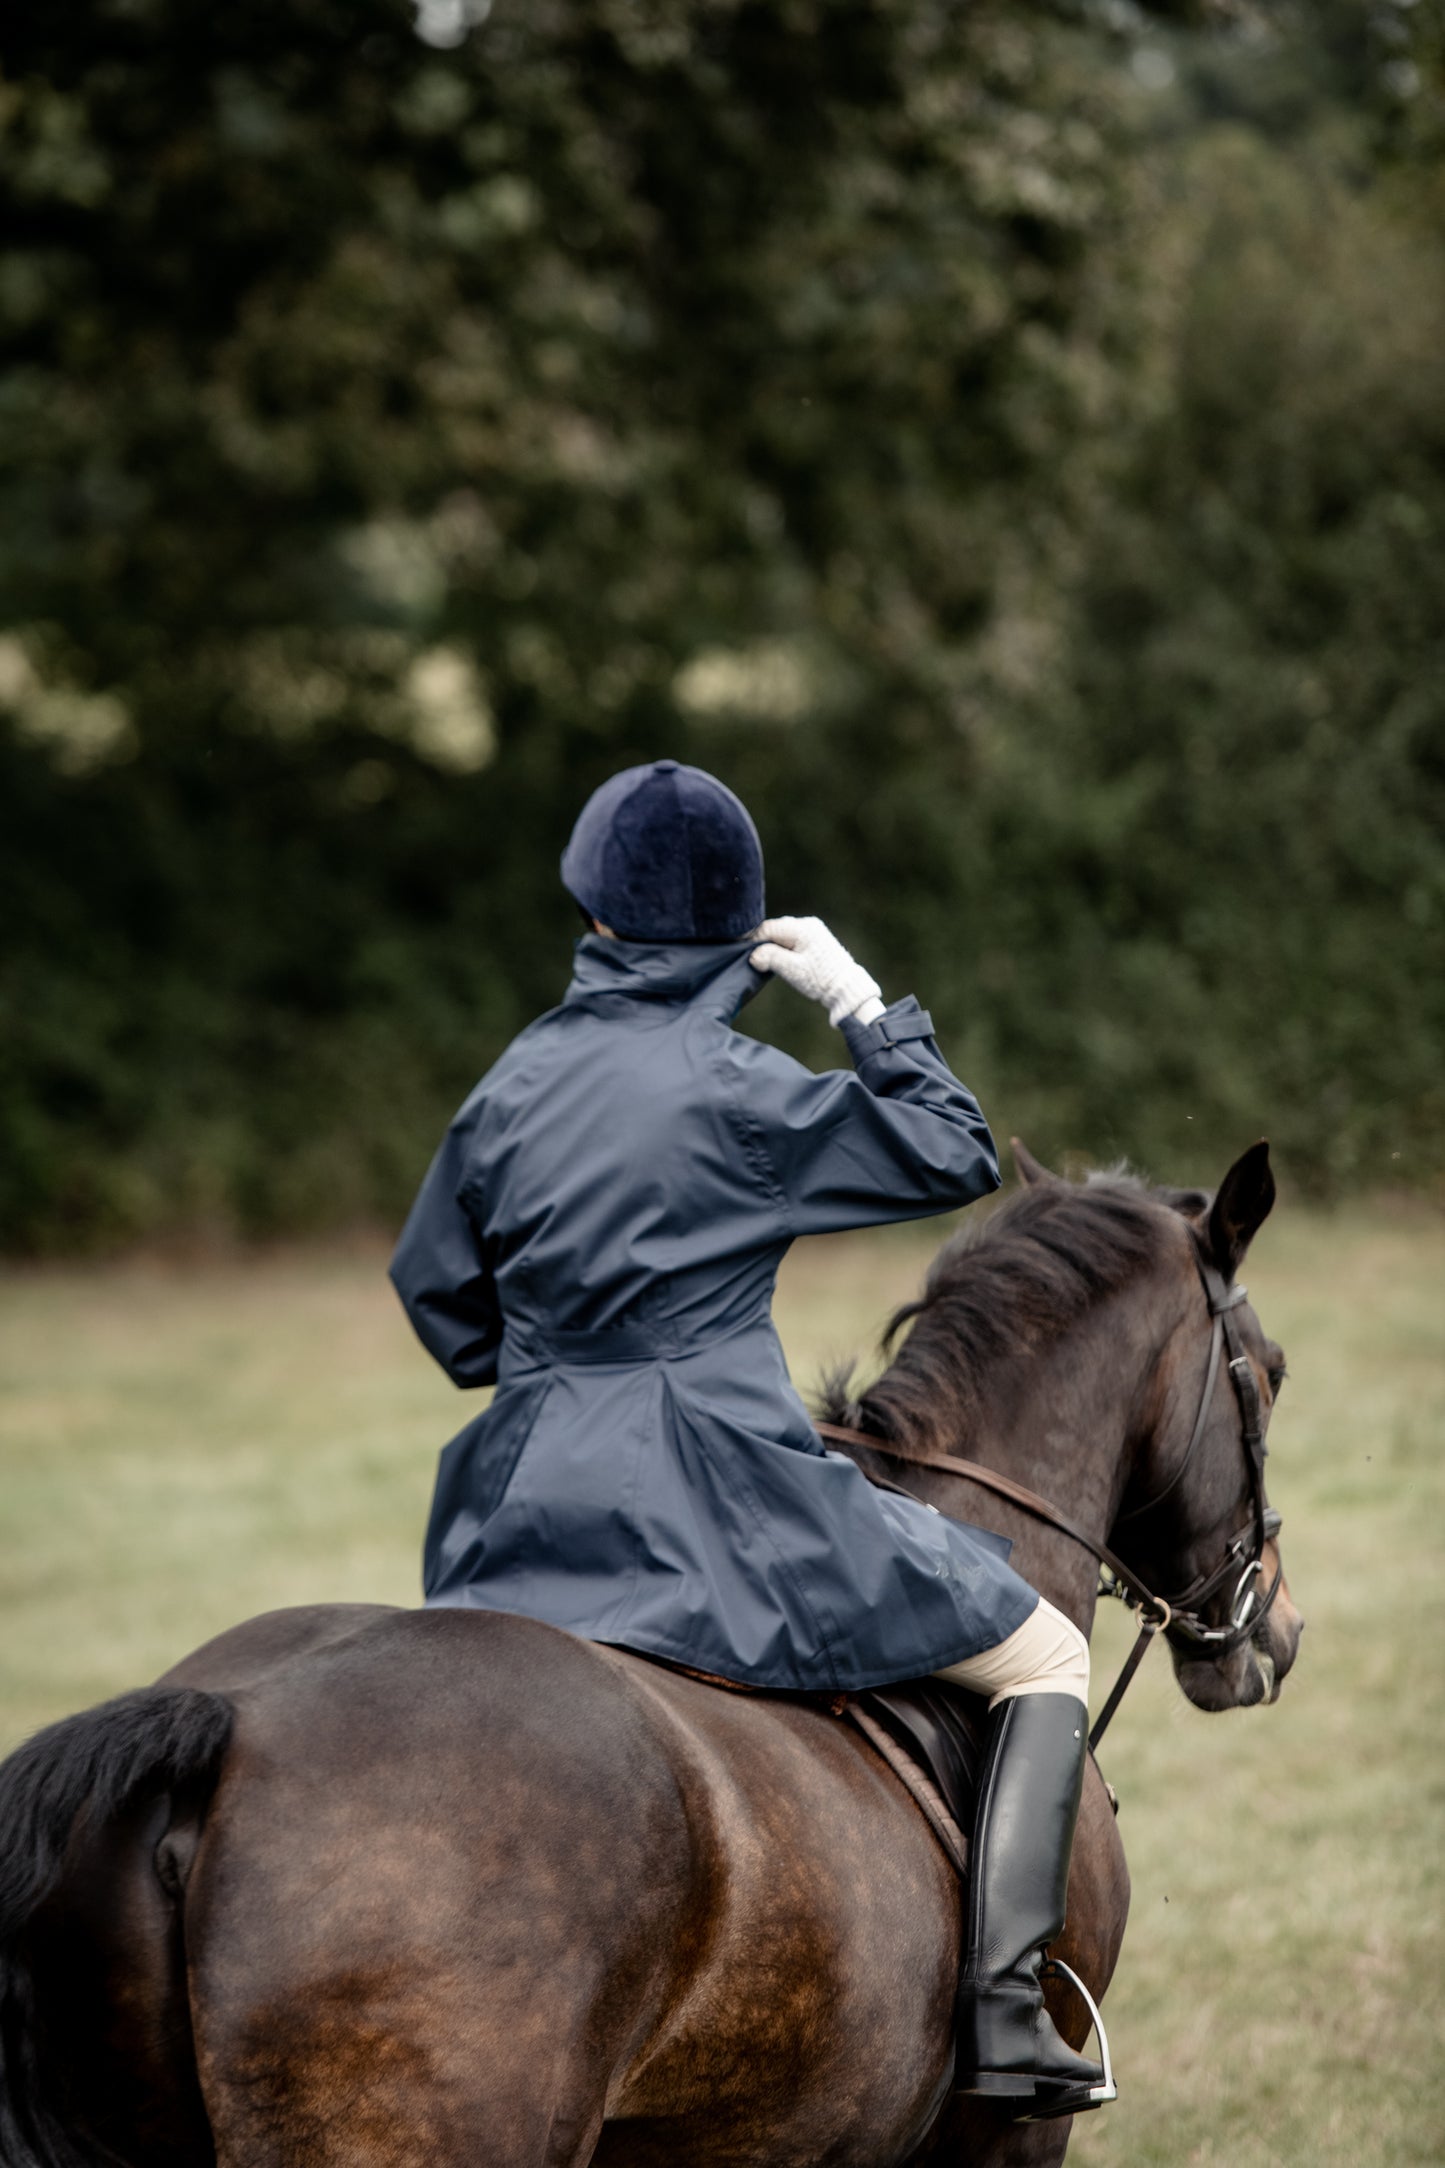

{"left": 1207, "top": 1141, "right": 1275, "bottom": 1277}
{"left": 1010, "top": 1137, "right": 1058, "bottom": 1188}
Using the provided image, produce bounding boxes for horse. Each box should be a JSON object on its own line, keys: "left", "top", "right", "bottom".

{"left": 0, "top": 1141, "right": 1303, "bottom": 2168}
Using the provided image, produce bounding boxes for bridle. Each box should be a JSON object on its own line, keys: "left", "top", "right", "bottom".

{"left": 814, "top": 1245, "right": 1284, "bottom": 1753}
{"left": 1116, "top": 1251, "right": 1282, "bottom": 1652}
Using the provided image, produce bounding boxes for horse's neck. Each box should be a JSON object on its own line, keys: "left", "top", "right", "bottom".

{"left": 964, "top": 1277, "right": 1181, "bottom": 1630}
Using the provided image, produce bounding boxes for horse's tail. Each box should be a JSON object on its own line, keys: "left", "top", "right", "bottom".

{"left": 0, "top": 1685, "right": 234, "bottom": 2168}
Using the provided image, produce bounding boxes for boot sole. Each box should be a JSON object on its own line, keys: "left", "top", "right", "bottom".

{"left": 956, "top": 2070, "right": 1114, "bottom": 2120}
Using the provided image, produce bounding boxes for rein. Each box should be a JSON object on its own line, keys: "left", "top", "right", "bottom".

{"left": 815, "top": 1247, "right": 1283, "bottom": 1753}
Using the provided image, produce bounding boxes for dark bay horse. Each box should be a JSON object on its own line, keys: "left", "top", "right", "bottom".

{"left": 0, "top": 1144, "right": 1303, "bottom": 2168}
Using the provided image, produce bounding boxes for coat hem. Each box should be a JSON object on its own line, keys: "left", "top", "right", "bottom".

{"left": 419, "top": 1591, "right": 1041, "bottom": 1697}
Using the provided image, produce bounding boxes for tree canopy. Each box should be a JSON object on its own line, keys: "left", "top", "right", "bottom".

{"left": 1, "top": 0, "right": 1441, "bottom": 1248}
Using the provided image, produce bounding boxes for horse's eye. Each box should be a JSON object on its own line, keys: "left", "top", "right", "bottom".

{"left": 1267, "top": 1364, "right": 1287, "bottom": 1397}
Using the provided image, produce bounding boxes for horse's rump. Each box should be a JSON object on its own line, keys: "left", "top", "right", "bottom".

{"left": 170, "top": 1607, "right": 966, "bottom": 2165}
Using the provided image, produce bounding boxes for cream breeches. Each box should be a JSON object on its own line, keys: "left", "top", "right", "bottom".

{"left": 933, "top": 1596, "right": 1089, "bottom": 1710}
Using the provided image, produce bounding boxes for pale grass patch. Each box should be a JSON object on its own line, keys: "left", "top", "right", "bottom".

{"left": 0, "top": 1202, "right": 1440, "bottom": 2163}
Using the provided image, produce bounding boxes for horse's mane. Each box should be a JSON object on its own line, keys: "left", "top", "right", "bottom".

{"left": 818, "top": 1170, "right": 1208, "bottom": 1450}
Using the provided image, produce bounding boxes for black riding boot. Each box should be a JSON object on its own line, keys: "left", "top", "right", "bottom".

{"left": 954, "top": 1692, "right": 1107, "bottom": 2120}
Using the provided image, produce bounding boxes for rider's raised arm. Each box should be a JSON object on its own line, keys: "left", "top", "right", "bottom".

{"left": 729, "top": 1002, "right": 1001, "bottom": 1238}
{"left": 389, "top": 1108, "right": 502, "bottom": 1387}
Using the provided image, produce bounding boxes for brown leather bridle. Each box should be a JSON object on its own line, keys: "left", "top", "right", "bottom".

{"left": 815, "top": 1246, "right": 1284, "bottom": 1751}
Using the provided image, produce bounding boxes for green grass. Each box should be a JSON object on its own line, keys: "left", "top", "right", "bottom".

{"left": 1, "top": 1203, "right": 1442, "bottom": 2164}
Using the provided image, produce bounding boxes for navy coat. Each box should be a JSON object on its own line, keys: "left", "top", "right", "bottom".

{"left": 390, "top": 936, "right": 1039, "bottom": 1691}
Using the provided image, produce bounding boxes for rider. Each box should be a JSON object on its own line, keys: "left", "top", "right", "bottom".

{"left": 391, "top": 759, "right": 1104, "bottom": 2120}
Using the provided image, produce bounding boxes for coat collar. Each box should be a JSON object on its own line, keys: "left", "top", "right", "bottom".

{"left": 564, "top": 934, "right": 766, "bottom": 1021}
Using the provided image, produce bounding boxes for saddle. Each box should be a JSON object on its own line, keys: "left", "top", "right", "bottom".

{"left": 844, "top": 1680, "right": 981, "bottom": 1876}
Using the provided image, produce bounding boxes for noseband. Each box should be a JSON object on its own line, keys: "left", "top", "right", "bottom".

{"left": 814, "top": 1246, "right": 1284, "bottom": 1752}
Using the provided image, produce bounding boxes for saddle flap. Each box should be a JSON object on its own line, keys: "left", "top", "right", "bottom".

{"left": 847, "top": 1680, "right": 982, "bottom": 1878}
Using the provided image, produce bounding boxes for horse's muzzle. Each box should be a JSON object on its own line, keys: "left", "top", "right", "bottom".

{"left": 1171, "top": 1583, "right": 1303, "bottom": 1712}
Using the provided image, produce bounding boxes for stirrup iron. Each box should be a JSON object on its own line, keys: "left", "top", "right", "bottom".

{"left": 1013, "top": 1958, "right": 1117, "bottom": 2119}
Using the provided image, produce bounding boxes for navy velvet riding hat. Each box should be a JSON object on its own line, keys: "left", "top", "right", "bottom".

{"left": 561, "top": 760, "right": 765, "bottom": 942}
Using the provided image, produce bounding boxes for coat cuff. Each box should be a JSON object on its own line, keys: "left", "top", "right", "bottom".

{"left": 840, "top": 994, "right": 936, "bottom": 1063}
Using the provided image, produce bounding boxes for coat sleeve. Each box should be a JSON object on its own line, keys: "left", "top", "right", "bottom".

{"left": 732, "top": 996, "right": 1001, "bottom": 1236}
{"left": 388, "top": 1108, "right": 502, "bottom": 1388}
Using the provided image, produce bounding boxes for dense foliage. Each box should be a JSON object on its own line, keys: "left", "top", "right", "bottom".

{"left": 1, "top": 0, "right": 1440, "bottom": 1249}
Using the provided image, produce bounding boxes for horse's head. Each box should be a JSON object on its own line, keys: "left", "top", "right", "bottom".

{"left": 1096, "top": 1141, "right": 1305, "bottom": 1713}
{"left": 834, "top": 1137, "right": 1305, "bottom": 1719}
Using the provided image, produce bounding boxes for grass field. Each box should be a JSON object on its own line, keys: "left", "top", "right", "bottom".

{"left": 1, "top": 1199, "right": 1441, "bottom": 2164}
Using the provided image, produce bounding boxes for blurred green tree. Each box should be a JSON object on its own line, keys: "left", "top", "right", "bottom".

{"left": 0, "top": 0, "right": 1440, "bottom": 1247}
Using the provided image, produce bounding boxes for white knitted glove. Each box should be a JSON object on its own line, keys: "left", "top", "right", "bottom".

{"left": 749, "top": 916, "right": 885, "bottom": 1027}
